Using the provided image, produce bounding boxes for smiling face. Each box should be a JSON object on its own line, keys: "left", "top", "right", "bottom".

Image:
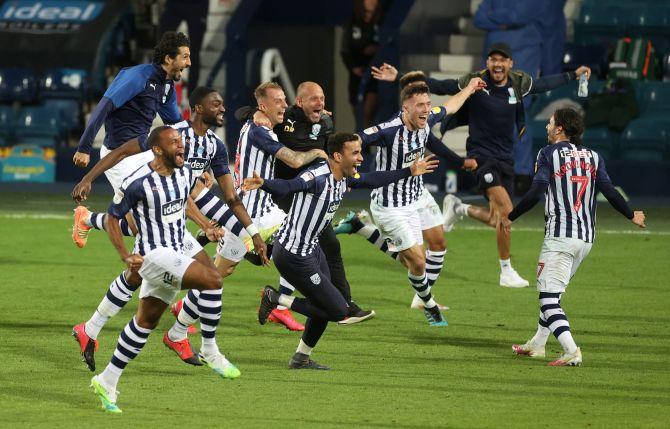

{"left": 335, "top": 138, "right": 364, "bottom": 178}
{"left": 486, "top": 53, "right": 513, "bottom": 85}
{"left": 153, "top": 128, "right": 185, "bottom": 168}
{"left": 403, "top": 92, "right": 431, "bottom": 130}
{"left": 258, "top": 87, "right": 288, "bottom": 126}
{"left": 296, "top": 83, "right": 325, "bottom": 123}
{"left": 199, "top": 91, "right": 225, "bottom": 127}
{"left": 164, "top": 46, "right": 191, "bottom": 81}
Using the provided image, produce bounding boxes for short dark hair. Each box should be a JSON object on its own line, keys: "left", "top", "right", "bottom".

{"left": 327, "top": 132, "right": 359, "bottom": 157}
{"left": 147, "top": 125, "right": 173, "bottom": 148}
{"left": 189, "top": 86, "right": 218, "bottom": 109}
{"left": 153, "top": 31, "right": 190, "bottom": 65}
{"left": 400, "top": 82, "right": 430, "bottom": 103}
{"left": 553, "top": 108, "right": 584, "bottom": 146}
{"left": 399, "top": 71, "right": 427, "bottom": 89}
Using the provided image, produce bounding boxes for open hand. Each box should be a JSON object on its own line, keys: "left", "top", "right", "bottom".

{"left": 253, "top": 110, "right": 272, "bottom": 128}
{"left": 242, "top": 171, "right": 264, "bottom": 192}
{"left": 371, "top": 63, "right": 398, "bottom": 82}
{"left": 632, "top": 210, "right": 646, "bottom": 228}
{"left": 575, "top": 66, "right": 591, "bottom": 80}
{"left": 410, "top": 154, "right": 439, "bottom": 176}
{"left": 251, "top": 234, "right": 270, "bottom": 266}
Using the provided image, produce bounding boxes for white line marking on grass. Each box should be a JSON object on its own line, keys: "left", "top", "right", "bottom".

{"left": 1, "top": 212, "right": 669, "bottom": 236}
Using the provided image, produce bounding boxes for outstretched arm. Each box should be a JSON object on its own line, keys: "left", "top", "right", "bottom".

{"left": 275, "top": 147, "right": 327, "bottom": 169}
{"left": 242, "top": 172, "right": 313, "bottom": 200}
{"left": 529, "top": 67, "right": 591, "bottom": 95}
{"left": 349, "top": 155, "right": 439, "bottom": 188}
{"left": 443, "top": 77, "right": 485, "bottom": 114}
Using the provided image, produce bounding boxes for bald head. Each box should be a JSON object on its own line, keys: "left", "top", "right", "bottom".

{"left": 296, "top": 81, "right": 325, "bottom": 123}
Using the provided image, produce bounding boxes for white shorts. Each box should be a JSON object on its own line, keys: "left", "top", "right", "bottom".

{"left": 216, "top": 203, "right": 286, "bottom": 262}
{"left": 416, "top": 190, "right": 443, "bottom": 230}
{"left": 138, "top": 231, "right": 203, "bottom": 304}
{"left": 101, "top": 145, "right": 154, "bottom": 193}
{"left": 536, "top": 237, "right": 592, "bottom": 293}
{"left": 370, "top": 199, "right": 423, "bottom": 252}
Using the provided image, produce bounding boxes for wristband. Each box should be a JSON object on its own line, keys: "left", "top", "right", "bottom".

{"left": 246, "top": 224, "right": 259, "bottom": 237}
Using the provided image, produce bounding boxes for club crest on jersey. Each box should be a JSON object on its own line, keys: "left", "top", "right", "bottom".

{"left": 196, "top": 145, "right": 204, "bottom": 157}
{"left": 309, "top": 123, "right": 321, "bottom": 140}
{"left": 163, "top": 84, "right": 170, "bottom": 104}
{"left": 310, "top": 273, "right": 321, "bottom": 285}
{"left": 161, "top": 198, "right": 184, "bottom": 223}
{"left": 363, "top": 126, "right": 378, "bottom": 135}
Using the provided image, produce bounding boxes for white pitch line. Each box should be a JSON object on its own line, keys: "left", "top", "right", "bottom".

{"left": 1, "top": 212, "right": 668, "bottom": 236}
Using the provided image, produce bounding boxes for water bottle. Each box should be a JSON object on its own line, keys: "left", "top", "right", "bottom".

{"left": 445, "top": 170, "right": 457, "bottom": 194}
{"left": 578, "top": 74, "right": 589, "bottom": 98}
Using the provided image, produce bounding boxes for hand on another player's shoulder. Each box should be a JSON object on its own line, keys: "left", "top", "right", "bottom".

{"left": 632, "top": 210, "right": 646, "bottom": 228}
{"left": 242, "top": 171, "right": 263, "bottom": 192}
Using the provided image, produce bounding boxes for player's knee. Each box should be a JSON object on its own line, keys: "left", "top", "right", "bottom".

{"left": 204, "top": 269, "right": 223, "bottom": 290}
{"left": 135, "top": 315, "right": 159, "bottom": 330}
{"left": 427, "top": 238, "right": 445, "bottom": 252}
{"left": 329, "top": 303, "right": 348, "bottom": 322}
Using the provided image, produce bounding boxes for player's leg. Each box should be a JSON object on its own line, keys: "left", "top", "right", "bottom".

{"left": 334, "top": 210, "right": 400, "bottom": 261}
{"left": 73, "top": 269, "right": 142, "bottom": 372}
{"left": 319, "top": 224, "right": 375, "bottom": 324}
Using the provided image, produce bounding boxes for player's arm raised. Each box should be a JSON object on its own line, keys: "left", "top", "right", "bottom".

{"left": 348, "top": 155, "right": 439, "bottom": 189}
{"left": 71, "top": 138, "right": 142, "bottom": 203}
{"left": 443, "top": 77, "right": 485, "bottom": 115}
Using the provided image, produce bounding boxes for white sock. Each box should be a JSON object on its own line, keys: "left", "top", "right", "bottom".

{"left": 85, "top": 311, "right": 108, "bottom": 340}
{"left": 201, "top": 337, "right": 218, "bottom": 357}
{"left": 456, "top": 203, "right": 470, "bottom": 217}
{"left": 423, "top": 297, "right": 437, "bottom": 308}
{"left": 278, "top": 294, "right": 295, "bottom": 308}
{"left": 530, "top": 325, "right": 551, "bottom": 346}
{"left": 557, "top": 332, "right": 578, "bottom": 354}
{"left": 99, "top": 363, "right": 122, "bottom": 392}
{"left": 296, "top": 339, "right": 313, "bottom": 356}
{"left": 168, "top": 321, "right": 189, "bottom": 342}
{"left": 500, "top": 259, "right": 513, "bottom": 272}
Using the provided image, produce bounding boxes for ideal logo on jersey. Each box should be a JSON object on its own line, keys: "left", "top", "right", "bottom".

{"left": 189, "top": 157, "right": 209, "bottom": 172}
{"left": 0, "top": 1, "right": 103, "bottom": 33}
{"left": 403, "top": 148, "right": 424, "bottom": 166}
{"left": 161, "top": 198, "right": 185, "bottom": 223}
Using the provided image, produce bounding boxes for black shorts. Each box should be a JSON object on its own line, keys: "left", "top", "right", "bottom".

{"left": 474, "top": 157, "right": 515, "bottom": 196}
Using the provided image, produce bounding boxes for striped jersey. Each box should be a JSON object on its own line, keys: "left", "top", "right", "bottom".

{"left": 276, "top": 162, "right": 347, "bottom": 256}
{"left": 108, "top": 163, "right": 193, "bottom": 255}
{"left": 171, "top": 120, "right": 230, "bottom": 183}
{"left": 534, "top": 141, "right": 609, "bottom": 243}
{"left": 234, "top": 121, "right": 284, "bottom": 218}
{"left": 360, "top": 105, "right": 448, "bottom": 207}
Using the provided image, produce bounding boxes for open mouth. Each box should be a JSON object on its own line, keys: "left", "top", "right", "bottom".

{"left": 353, "top": 161, "right": 361, "bottom": 175}
{"left": 216, "top": 113, "right": 224, "bottom": 122}
{"left": 492, "top": 67, "right": 504, "bottom": 79}
{"left": 175, "top": 151, "right": 184, "bottom": 163}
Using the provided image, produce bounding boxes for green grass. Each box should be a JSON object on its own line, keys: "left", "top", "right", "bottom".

{"left": 1, "top": 192, "right": 669, "bottom": 428}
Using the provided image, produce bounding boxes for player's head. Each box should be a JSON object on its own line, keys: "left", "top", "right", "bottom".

{"left": 148, "top": 125, "right": 185, "bottom": 168}
{"left": 190, "top": 87, "right": 225, "bottom": 127}
{"left": 401, "top": 82, "right": 431, "bottom": 129}
{"left": 295, "top": 81, "right": 325, "bottom": 124}
{"left": 327, "top": 132, "right": 363, "bottom": 178}
{"left": 486, "top": 42, "right": 513, "bottom": 85}
{"left": 153, "top": 31, "right": 191, "bottom": 81}
{"left": 399, "top": 71, "right": 427, "bottom": 89}
{"left": 254, "top": 82, "right": 288, "bottom": 126}
{"left": 548, "top": 108, "right": 584, "bottom": 145}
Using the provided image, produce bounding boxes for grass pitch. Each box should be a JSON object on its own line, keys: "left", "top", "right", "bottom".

{"left": 1, "top": 191, "right": 669, "bottom": 428}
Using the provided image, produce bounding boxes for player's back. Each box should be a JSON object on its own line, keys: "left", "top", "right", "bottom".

{"left": 539, "top": 141, "right": 601, "bottom": 243}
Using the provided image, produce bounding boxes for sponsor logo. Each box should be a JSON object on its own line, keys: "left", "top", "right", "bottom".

{"left": 162, "top": 198, "right": 184, "bottom": 216}
{"left": 559, "top": 148, "right": 593, "bottom": 159}
{"left": 0, "top": 1, "right": 104, "bottom": 33}
{"left": 403, "top": 147, "right": 424, "bottom": 165}
{"left": 310, "top": 273, "right": 321, "bottom": 285}
{"left": 283, "top": 119, "right": 296, "bottom": 133}
{"left": 327, "top": 201, "right": 340, "bottom": 213}
{"left": 363, "top": 126, "right": 378, "bottom": 135}
{"left": 189, "top": 157, "right": 209, "bottom": 171}
{"left": 484, "top": 173, "right": 494, "bottom": 183}
{"left": 149, "top": 83, "right": 156, "bottom": 90}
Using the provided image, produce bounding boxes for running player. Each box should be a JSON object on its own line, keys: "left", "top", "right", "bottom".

{"left": 503, "top": 108, "right": 646, "bottom": 366}
{"left": 89, "top": 126, "right": 230, "bottom": 414}
{"left": 247, "top": 133, "right": 439, "bottom": 369}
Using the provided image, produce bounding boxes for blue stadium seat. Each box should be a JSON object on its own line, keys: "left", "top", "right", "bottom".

{"left": 640, "top": 82, "right": 670, "bottom": 115}
{"left": 40, "top": 69, "right": 88, "bottom": 99}
{"left": 620, "top": 118, "right": 668, "bottom": 161}
{"left": 15, "top": 106, "right": 62, "bottom": 146}
{"left": 583, "top": 125, "right": 619, "bottom": 161}
{"left": 0, "top": 68, "right": 38, "bottom": 103}
{"left": 42, "top": 99, "right": 81, "bottom": 131}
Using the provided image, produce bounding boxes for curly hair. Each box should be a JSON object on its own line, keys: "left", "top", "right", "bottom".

{"left": 553, "top": 108, "right": 584, "bottom": 146}
{"left": 153, "top": 31, "right": 190, "bottom": 65}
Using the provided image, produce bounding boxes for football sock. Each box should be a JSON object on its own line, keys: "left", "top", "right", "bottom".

{"left": 87, "top": 273, "right": 138, "bottom": 339}
{"left": 530, "top": 311, "right": 551, "bottom": 346}
{"left": 425, "top": 249, "right": 446, "bottom": 287}
{"left": 198, "top": 288, "right": 222, "bottom": 347}
{"left": 408, "top": 271, "right": 434, "bottom": 307}
{"left": 500, "top": 258, "right": 512, "bottom": 272}
{"left": 456, "top": 203, "right": 470, "bottom": 218}
{"left": 540, "top": 292, "right": 578, "bottom": 354}
{"left": 296, "top": 339, "right": 313, "bottom": 356}
{"left": 88, "top": 212, "right": 132, "bottom": 236}
{"left": 355, "top": 224, "right": 400, "bottom": 261}
{"left": 168, "top": 291, "right": 200, "bottom": 341}
{"left": 100, "top": 316, "right": 152, "bottom": 392}
{"left": 278, "top": 294, "right": 296, "bottom": 308}
{"left": 277, "top": 277, "right": 295, "bottom": 311}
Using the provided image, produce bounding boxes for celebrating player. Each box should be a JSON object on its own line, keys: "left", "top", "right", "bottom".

{"left": 245, "top": 133, "right": 439, "bottom": 369}
{"left": 503, "top": 108, "right": 646, "bottom": 366}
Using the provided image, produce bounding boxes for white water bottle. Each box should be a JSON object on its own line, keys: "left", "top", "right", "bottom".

{"left": 445, "top": 170, "right": 457, "bottom": 193}
{"left": 578, "top": 74, "right": 589, "bottom": 98}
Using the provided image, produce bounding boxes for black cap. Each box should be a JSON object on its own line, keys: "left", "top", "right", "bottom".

{"left": 487, "top": 42, "right": 512, "bottom": 59}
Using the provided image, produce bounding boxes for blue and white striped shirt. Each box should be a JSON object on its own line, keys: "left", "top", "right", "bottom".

{"left": 234, "top": 121, "right": 284, "bottom": 219}
{"left": 108, "top": 163, "right": 193, "bottom": 255}
{"left": 172, "top": 120, "right": 230, "bottom": 183}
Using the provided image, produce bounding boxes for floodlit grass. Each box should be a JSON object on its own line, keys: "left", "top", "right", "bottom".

{"left": 1, "top": 192, "right": 669, "bottom": 428}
